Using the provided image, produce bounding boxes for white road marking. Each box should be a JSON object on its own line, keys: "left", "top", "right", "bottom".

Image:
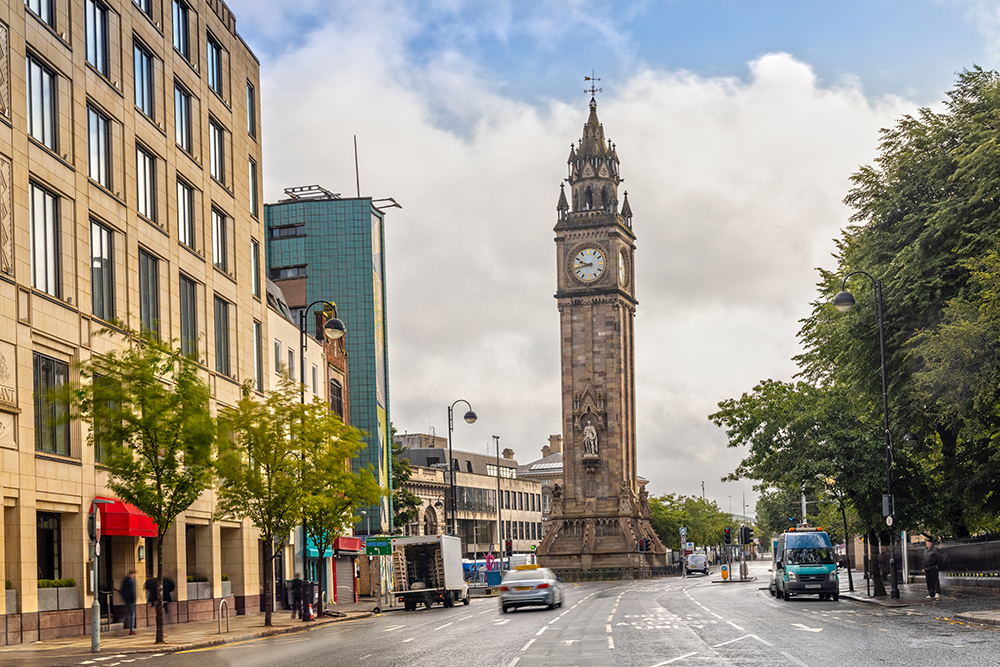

{"left": 479, "top": 609, "right": 494, "bottom": 614}
{"left": 564, "top": 640, "right": 580, "bottom": 645}
{"left": 608, "top": 637, "right": 615, "bottom": 649}
{"left": 559, "top": 610, "right": 570, "bottom": 617}
{"left": 459, "top": 614, "right": 475, "bottom": 620}
{"left": 521, "top": 638, "right": 535, "bottom": 652}
{"left": 536, "top": 626, "right": 547, "bottom": 636}
{"left": 434, "top": 622, "right": 452, "bottom": 630}
{"left": 402, "top": 638, "right": 414, "bottom": 643}
{"left": 727, "top": 620, "right": 745, "bottom": 631}
{"left": 507, "top": 658, "right": 520, "bottom": 667}
{"left": 711, "top": 612, "right": 723, "bottom": 619}
{"left": 382, "top": 624, "right": 406, "bottom": 632}
{"left": 360, "top": 655, "right": 373, "bottom": 660}
{"left": 494, "top": 619, "right": 510, "bottom": 625}
{"left": 607, "top": 614, "right": 614, "bottom": 622}
{"left": 606, "top": 623, "right": 613, "bottom": 633}
{"left": 652, "top": 652, "right": 698, "bottom": 666}
{"left": 791, "top": 623, "right": 823, "bottom": 632}
{"left": 780, "top": 651, "right": 812, "bottom": 667}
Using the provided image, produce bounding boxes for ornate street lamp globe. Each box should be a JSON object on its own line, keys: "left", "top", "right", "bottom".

{"left": 832, "top": 290, "right": 856, "bottom": 313}
{"left": 323, "top": 317, "right": 346, "bottom": 340}
{"left": 463, "top": 410, "right": 478, "bottom": 424}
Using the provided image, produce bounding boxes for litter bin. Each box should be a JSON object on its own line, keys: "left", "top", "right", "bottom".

{"left": 301, "top": 581, "right": 316, "bottom": 621}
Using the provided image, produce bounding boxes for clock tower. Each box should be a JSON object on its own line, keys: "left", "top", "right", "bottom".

{"left": 537, "top": 95, "right": 666, "bottom": 572}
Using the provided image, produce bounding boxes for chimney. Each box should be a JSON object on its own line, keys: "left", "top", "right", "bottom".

{"left": 542, "top": 444, "right": 551, "bottom": 458}
{"left": 549, "top": 434, "right": 562, "bottom": 454}
{"left": 502, "top": 448, "right": 515, "bottom": 460}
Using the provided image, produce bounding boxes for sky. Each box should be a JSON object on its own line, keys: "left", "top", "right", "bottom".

{"left": 230, "top": 0, "right": 1000, "bottom": 519}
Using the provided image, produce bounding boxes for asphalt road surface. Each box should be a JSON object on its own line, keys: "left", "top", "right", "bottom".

{"left": 43, "top": 562, "right": 1000, "bottom": 667}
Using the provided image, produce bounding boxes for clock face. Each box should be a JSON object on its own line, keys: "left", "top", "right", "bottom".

{"left": 618, "top": 251, "right": 628, "bottom": 285}
{"left": 573, "top": 248, "right": 605, "bottom": 282}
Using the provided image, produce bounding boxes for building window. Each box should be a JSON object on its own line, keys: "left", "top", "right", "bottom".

{"left": 287, "top": 348, "right": 295, "bottom": 381}
{"left": 36, "top": 513, "right": 62, "bottom": 580}
{"left": 174, "top": 84, "right": 191, "bottom": 152}
{"left": 211, "top": 208, "right": 227, "bottom": 271}
{"left": 33, "top": 353, "right": 70, "bottom": 455}
{"left": 172, "top": 0, "right": 189, "bottom": 59}
{"left": 179, "top": 274, "right": 197, "bottom": 358}
{"left": 26, "top": 0, "right": 54, "bottom": 27}
{"left": 30, "top": 183, "right": 60, "bottom": 297}
{"left": 90, "top": 220, "right": 114, "bottom": 321}
{"left": 138, "top": 249, "right": 159, "bottom": 335}
{"left": 311, "top": 364, "right": 318, "bottom": 395}
{"left": 206, "top": 34, "right": 222, "bottom": 94}
{"left": 85, "top": 0, "right": 109, "bottom": 75}
{"left": 246, "top": 81, "right": 256, "bottom": 136}
{"left": 134, "top": 41, "right": 154, "bottom": 118}
{"left": 253, "top": 320, "right": 263, "bottom": 391}
{"left": 209, "top": 119, "right": 225, "bottom": 183}
{"left": 136, "top": 145, "right": 156, "bottom": 220}
{"left": 271, "top": 266, "right": 306, "bottom": 280}
{"left": 214, "top": 296, "right": 230, "bottom": 376}
{"left": 87, "top": 105, "right": 112, "bottom": 188}
{"left": 329, "top": 379, "right": 343, "bottom": 418}
{"left": 269, "top": 225, "right": 306, "bottom": 239}
{"left": 274, "top": 339, "right": 281, "bottom": 374}
{"left": 134, "top": 0, "right": 151, "bottom": 16}
{"left": 26, "top": 56, "right": 57, "bottom": 150}
{"left": 249, "top": 158, "right": 258, "bottom": 217}
{"left": 251, "top": 239, "right": 260, "bottom": 297}
{"left": 177, "top": 179, "right": 194, "bottom": 248}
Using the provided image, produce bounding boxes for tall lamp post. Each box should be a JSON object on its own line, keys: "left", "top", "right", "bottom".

{"left": 446, "top": 400, "right": 477, "bottom": 537}
{"left": 833, "top": 271, "right": 899, "bottom": 599}
{"left": 298, "top": 300, "right": 346, "bottom": 612}
{"left": 493, "top": 435, "right": 502, "bottom": 568}
{"left": 89, "top": 498, "right": 113, "bottom": 652}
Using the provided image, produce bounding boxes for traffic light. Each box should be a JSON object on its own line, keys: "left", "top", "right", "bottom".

{"left": 505, "top": 539, "right": 513, "bottom": 556}
{"left": 724, "top": 526, "right": 731, "bottom": 545}
{"left": 737, "top": 526, "right": 748, "bottom": 545}
{"left": 748, "top": 526, "right": 755, "bottom": 542}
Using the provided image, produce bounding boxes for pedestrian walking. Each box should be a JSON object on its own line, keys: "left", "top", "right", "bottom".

{"left": 121, "top": 570, "right": 137, "bottom": 634}
{"left": 923, "top": 538, "right": 943, "bottom": 599}
{"left": 290, "top": 573, "right": 303, "bottom": 619}
{"left": 163, "top": 577, "right": 175, "bottom": 616}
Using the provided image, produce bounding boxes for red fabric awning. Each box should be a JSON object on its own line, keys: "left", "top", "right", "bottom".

{"left": 96, "top": 497, "right": 158, "bottom": 537}
{"left": 333, "top": 536, "right": 363, "bottom": 554}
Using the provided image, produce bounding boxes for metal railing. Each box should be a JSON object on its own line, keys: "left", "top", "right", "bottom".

{"left": 218, "top": 598, "right": 230, "bottom": 634}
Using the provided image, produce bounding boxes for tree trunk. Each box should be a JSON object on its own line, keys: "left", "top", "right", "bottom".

{"left": 938, "top": 427, "right": 970, "bottom": 537}
{"left": 840, "top": 501, "right": 854, "bottom": 592}
{"left": 869, "top": 528, "right": 887, "bottom": 597}
{"left": 315, "top": 556, "right": 324, "bottom": 617}
{"left": 156, "top": 535, "right": 165, "bottom": 644}
{"left": 262, "top": 539, "right": 273, "bottom": 627}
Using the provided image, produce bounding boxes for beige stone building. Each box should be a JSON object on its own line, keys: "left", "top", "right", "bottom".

{"left": 0, "top": 0, "right": 279, "bottom": 644}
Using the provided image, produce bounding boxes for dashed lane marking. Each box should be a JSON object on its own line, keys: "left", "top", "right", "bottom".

{"left": 536, "top": 626, "right": 547, "bottom": 636}
{"left": 651, "top": 652, "right": 698, "bottom": 666}
{"left": 402, "top": 637, "right": 414, "bottom": 643}
{"left": 606, "top": 624, "right": 613, "bottom": 633}
{"left": 727, "top": 621, "right": 745, "bottom": 631}
{"left": 360, "top": 655, "right": 373, "bottom": 660}
{"left": 383, "top": 624, "right": 406, "bottom": 632}
{"left": 434, "top": 622, "right": 452, "bottom": 631}
{"left": 494, "top": 619, "right": 510, "bottom": 626}
{"left": 521, "top": 638, "right": 535, "bottom": 652}
{"left": 607, "top": 637, "right": 614, "bottom": 649}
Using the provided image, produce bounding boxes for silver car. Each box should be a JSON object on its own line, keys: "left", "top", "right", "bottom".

{"left": 499, "top": 566, "right": 564, "bottom": 612}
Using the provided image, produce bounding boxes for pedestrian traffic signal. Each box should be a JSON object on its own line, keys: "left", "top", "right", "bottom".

{"left": 724, "top": 526, "right": 731, "bottom": 545}
{"left": 505, "top": 539, "right": 513, "bottom": 556}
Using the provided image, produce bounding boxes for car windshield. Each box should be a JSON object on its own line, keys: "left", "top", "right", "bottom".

{"left": 786, "top": 547, "right": 835, "bottom": 565}
{"left": 503, "top": 569, "right": 547, "bottom": 582}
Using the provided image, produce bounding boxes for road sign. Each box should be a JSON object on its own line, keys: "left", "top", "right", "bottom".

{"left": 680, "top": 526, "right": 687, "bottom": 537}
{"left": 721, "top": 564, "right": 729, "bottom": 580}
{"left": 364, "top": 536, "right": 392, "bottom": 556}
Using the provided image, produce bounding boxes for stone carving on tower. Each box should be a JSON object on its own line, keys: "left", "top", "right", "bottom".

{"left": 536, "top": 82, "right": 666, "bottom": 573}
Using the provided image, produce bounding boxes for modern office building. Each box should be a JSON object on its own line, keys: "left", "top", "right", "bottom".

{"left": 265, "top": 187, "right": 394, "bottom": 533}
{"left": 0, "top": 0, "right": 274, "bottom": 644}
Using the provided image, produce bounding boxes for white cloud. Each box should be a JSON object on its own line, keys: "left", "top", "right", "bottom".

{"left": 254, "top": 5, "right": 916, "bottom": 513}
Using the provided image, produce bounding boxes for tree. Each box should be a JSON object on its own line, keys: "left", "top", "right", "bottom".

{"left": 390, "top": 437, "right": 421, "bottom": 533}
{"left": 215, "top": 377, "right": 305, "bottom": 627}
{"left": 648, "top": 494, "right": 730, "bottom": 551}
{"left": 74, "top": 328, "right": 215, "bottom": 643}
{"left": 300, "top": 397, "right": 382, "bottom": 616}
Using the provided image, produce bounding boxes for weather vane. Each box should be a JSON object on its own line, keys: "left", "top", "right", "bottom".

{"left": 584, "top": 70, "right": 602, "bottom": 99}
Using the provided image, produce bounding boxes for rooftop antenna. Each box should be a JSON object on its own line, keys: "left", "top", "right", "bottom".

{"left": 354, "top": 134, "right": 361, "bottom": 198}
{"left": 584, "top": 70, "right": 602, "bottom": 102}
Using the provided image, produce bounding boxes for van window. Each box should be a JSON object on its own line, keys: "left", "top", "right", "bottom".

{"left": 786, "top": 547, "right": 835, "bottom": 565}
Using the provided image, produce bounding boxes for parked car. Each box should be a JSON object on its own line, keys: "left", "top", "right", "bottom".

{"left": 499, "top": 565, "right": 563, "bottom": 613}
{"left": 686, "top": 553, "right": 709, "bottom": 575}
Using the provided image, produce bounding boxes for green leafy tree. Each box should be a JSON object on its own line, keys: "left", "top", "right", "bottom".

{"left": 390, "top": 437, "right": 421, "bottom": 533}
{"left": 74, "top": 328, "right": 215, "bottom": 643}
{"left": 300, "top": 399, "right": 382, "bottom": 616}
{"left": 215, "top": 377, "right": 304, "bottom": 627}
{"left": 648, "top": 494, "right": 730, "bottom": 551}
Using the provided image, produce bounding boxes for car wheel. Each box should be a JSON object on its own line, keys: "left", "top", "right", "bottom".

{"left": 463, "top": 595, "right": 471, "bottom": 606}
{"left": 501, "top": 605, "right": 509, "bottom": 614}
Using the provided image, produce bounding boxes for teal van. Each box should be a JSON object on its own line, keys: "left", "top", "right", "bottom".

{"left": 770, "top": 525, "right": 839, "bottom": 601}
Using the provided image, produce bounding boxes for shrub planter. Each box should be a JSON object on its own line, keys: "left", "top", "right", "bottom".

{"left": 196, "top": 582, "right": 212, "bottom": 600}
{"left": 221, "top": 581, "right": 232, "bottom": 598}
{"left": 5, "top": 589, "right": 15, "bottom": 614}
{"left": 187, "top": 582, "right": 198, "bottom": 600}
{"left": 57, "top": 586, "right": 80, "bottom": 609}
{"left": 38, "top": 588, "right": 58, "bottom": 612}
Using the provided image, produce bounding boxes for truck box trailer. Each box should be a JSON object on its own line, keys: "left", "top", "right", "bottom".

{"left": 391, "top": 535, "right": 469, "bottom": 611}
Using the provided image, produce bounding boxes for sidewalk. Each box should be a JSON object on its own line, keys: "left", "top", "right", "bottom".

{"left": 837, "top": 568, "right": 1000, "bottom": 614}
{"left": 0, "top": 602, "right": 375, "bottom": 662}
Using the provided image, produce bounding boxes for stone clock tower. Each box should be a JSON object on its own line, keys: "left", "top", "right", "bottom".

{"left": 537, "top": 96, "right": 666, "bottom": 572}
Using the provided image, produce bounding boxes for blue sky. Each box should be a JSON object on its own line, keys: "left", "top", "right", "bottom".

{"left": 231, "top": 0, "right": 1000, "bottom": 517}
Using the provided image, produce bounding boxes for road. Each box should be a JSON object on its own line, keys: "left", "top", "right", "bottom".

{"left": 47, "top": 562, "right": 1000, "bottom": 667}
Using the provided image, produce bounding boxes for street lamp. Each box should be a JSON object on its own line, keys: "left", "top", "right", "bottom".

{"left": 298, "top": 300, "right": 345, "bottom": 612}
{"left": 446, "top": 400, "right": 477, "bottom": 537}
{"left": 88, "top": 498, "right": 113, "bottom": 652}
{"left": 833, "top": 271, "right": 900, "bottom": 599}
{"left": 493, "top": 435, "right": 502, "bottom": 568}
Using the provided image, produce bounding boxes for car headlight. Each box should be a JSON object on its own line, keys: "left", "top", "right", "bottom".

{"left": 829, "top": 572, "right": 838, "bottom": 581}
{"left": 787, "top": 573, "right": 797, "bottom": 582}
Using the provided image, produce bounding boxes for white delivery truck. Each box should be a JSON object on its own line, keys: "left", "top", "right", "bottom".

{"left": 391, "top": 534, "right": 470, "bottom": 611}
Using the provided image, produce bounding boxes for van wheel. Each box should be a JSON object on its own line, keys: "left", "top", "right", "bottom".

{"left": 783, "top": 591, "right": 793, "bottom": 601}
{"left": 833, "top": 592, "right": 840, "bottom": 601}
{"left": 463, "top": 595, "right": 470, "bottom": 606}
{"left": 444, "top": 592, "right": 455, "bottom": 608}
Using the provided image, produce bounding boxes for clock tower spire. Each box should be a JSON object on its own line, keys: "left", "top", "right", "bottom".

{"left": 538, "top": 94, "right": 666, "bottom": 573}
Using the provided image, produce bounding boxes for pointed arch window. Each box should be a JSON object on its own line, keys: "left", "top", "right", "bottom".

{"left": 601, "top": 187, "right": 608, "bottom": 208}
{"left": 585, "top": 187, "right": 593, "bottom": 210}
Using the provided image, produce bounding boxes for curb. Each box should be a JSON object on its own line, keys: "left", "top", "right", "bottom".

{"left": 93, "top": 612, "right": 372, "bottom": 655}
{"left": 954, "top": 613, "right": 1000, "bottom": 627}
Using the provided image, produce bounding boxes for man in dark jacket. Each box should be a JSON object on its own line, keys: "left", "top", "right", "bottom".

{"left": 121, "top": 570, "right": 137, "bottom": 634}
{"left": 922, "top": 539, "right": 943, "bottom": 599}
{"left": 290, "top": 573, "right": 303, "bottom": 619}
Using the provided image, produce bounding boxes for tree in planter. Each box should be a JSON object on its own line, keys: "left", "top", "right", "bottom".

{"left": 300, "top": 396, "right": 382, "bottom": 616}
{"left": 216, "top": 377, "right": 306, "bottom": 627}
{"left": 74, "top": 327, "right": 215, "bottom": 643}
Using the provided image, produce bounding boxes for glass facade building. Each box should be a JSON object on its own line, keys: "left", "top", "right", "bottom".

{"left": 265, "top": 193, "right": 392, "bottom": 531}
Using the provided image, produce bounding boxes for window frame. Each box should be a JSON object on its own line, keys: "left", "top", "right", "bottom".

{"left": 179, "top": 273, "right": 198, "bottom": 359}
{"left": 248, "top": 157, "right": 258, "bottom": 217}
{"left": 211, "top": 207, "right": 227, "bottom": 272}
{"left": 26, "top": 55, "right": 57, "bottom": 151}
{"left": 206, "top": 33, "right": 222, "bottom": 95}
{"left": 176, "top": 178, "right": 195, "bottom": 249}
{"left": 251, "top": 238, "right": 260, "bottom": 297}
{"left": 33, "top": 353, "right": 70, "bottom": 456}
{"left": 26, "top": 0, "right": 55, "bottom": 28}
{"left": 29, "top": 182, "right": 60, "bottom": 298}
{"left": 209, "top": 119, "right": 225, "bottom": 184}
{"left": 136, "top": 144, "right": 157, "bottom": 221}
{"left": 246, "top": 81, "right": 256, "bottom": 137}
{"left": 85, "top": 0, "right": 110, "bottom": 76}
{"left": 138, "top": 248, "right": 159, "bottom": 335}
{"left": 90, "top": 219, "right": 114, "bottom": 321}
{"left": 253, "top": 320, "right": 263, "bottom": 391}
{"left": 87, "top": 104, "right": 112, "bottom": 188}
{"left": 214, "top": 296, "right": 231, "bottom": 377}
{"left": 172, "top": 0, "right": 189, "bottom": 59}
{"left": 174, "top": 83, "right": 192, "bottom": 152}
{"left": 133, "top": 40, "right": 155, "bottom": 119}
